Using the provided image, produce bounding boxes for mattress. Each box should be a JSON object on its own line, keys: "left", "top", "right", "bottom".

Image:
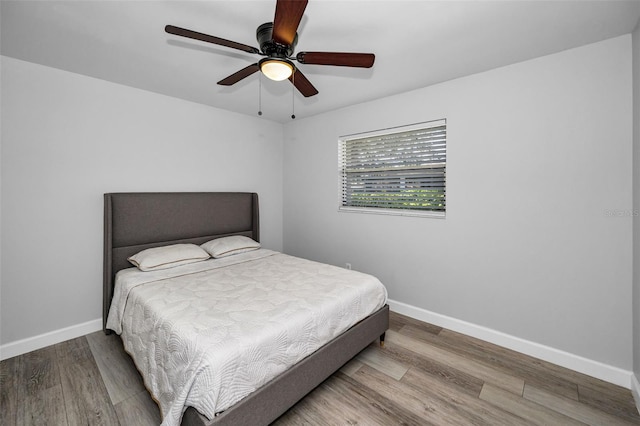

{"left": 106, "top": 249, "right": 388, "bottom": 426}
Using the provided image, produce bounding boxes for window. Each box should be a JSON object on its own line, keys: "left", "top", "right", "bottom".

{"left": 338, "top": 119, "right": 446, "bottom": 217}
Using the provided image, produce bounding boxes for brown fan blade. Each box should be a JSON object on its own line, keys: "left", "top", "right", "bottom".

{"left": 288, "top": 68, "right": 318, "bottom": 97}
{"left": 272, "top": 0, "right": 308, "bottom": 46}
{"left": 166, "top": 25, "right": 260, "bottom": 54}
{"left": 217, "top": 64, "right": 260, "bottom": 86}
{"left": 296, "top": 52, "right": 375, "bottom": 68}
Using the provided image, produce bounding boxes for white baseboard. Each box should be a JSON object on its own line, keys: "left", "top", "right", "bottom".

{"left": 387, "top": 299, "right": 633, "bottom": 389}
{"left": 0, "top": 318, "right": 102, "bottom": 361}
{"left": 631, "top": 373, "right": 640, "bottom": 415}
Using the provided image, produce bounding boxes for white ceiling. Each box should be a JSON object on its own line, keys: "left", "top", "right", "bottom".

{"left": 2, "top": 1, "right": 640, "bottom": 123}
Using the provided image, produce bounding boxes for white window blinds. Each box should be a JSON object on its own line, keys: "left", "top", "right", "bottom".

{"left": 339, "top": 119, "right": 446, "bottom": 216}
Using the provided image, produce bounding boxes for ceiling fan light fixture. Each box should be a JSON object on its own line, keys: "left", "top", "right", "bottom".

{"left": 259, "top": 58, "right": 294, "bottom": 81}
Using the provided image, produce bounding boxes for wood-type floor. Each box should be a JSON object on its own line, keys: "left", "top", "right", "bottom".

{"left": 1, "top": 311, "right": 639, "bottom": 425}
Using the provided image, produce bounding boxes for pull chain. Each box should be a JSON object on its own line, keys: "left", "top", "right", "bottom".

{"left": 258, "top": 73, "right": 263, "bottom": 116}
{"left": 291, "top": 71, "right": 296, "bottom": 120}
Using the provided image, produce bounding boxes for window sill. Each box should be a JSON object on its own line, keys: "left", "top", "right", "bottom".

{"left": 338, "top": 206, "right": 446, "bottom": 219}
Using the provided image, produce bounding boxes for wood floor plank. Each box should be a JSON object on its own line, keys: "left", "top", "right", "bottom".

{"left": 355, "top": 344, "right": 409, "bottom": 380}
{"left": 578, "top": 382, "right": 640, "bottom": 422}
{"left": 16, "top": 384, "right": 68, "bottom": 426}
{"left": 523, "top": 384, "right": 638, "bottom": 426}
{"left": 20, "top": 345, "right": 60, "bottom": 396}
{"left": 479, "top": 383, "right": 586, "bottom": 426}
{"left": 58, "top": 348, "right": 120, "bottom": 426}
{"left": 441, "top": 330, "right": 579, "bottom": 398}
{"left": 0, "top": 356, "right": 20, "bottom": 426}
{"left": 277, "top": 374, "right": 390, "bottom": 426}
{"left": 350, "top": 364, "right": 454, "bottom": 425}
{"left": 389, "top": 311, "right": 443, "bottom": 334}
{"left": 546, "top": 359, "right": 639, "bottom": 401}
{"left": 400, "top": 366, "right": 533, "bottom": 425}
{"left": 406, "top": 325, "right": 581, "bottom": 401}
{"left": 54, "top": 336, "right": 92, "bottom": 363}
{"left": 87, "top": 331, "right": 146, "bottom": 405}
{"left": 326, "top": 371, "right": 433, "bottom": 425}
{"left": 387, "top": 329, "right": 526, "bottom": 395}
{"left": 372, "top": 339, "right": 484, "bottom": 397}
{"left": 114, "top": 389, "right": 161, "bottom": 426}
{"left": 84, "top": 331, "right": 122, "bottom": 354}
{"left": 272, "top": 389, "right": 334, "bottom": 426}
{"left": 271, "top": 403, "right": 322, "bottom": 426}
{"left": 351, "top": 363, "right": 519, "bottom": 426}
{"left": 304, "top": 378, "right": 387, "bottom": 426}
{"left": 339, "top": 358, "right": 363, "bottom": 377}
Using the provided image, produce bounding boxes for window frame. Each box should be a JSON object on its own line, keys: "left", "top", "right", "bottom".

{"left": 338, "top": 119, "right": 447, "bottom": 218}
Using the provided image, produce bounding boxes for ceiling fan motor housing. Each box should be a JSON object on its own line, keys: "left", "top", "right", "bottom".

{"left": 257, "top": 22, "right": 297, "bottom": 58}
{"left": 165, "top": 0, "right": 373, "bottom": 98}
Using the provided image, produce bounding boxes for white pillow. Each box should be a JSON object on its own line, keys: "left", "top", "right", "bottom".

{"left": 128, "top": 244, "right": 210, "bottom": 271}
{"left": 201, "top": 236, "right": 261, "bottom": 258}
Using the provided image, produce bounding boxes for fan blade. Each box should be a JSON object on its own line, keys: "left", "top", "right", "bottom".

{"left": 217, "top": 64, "right": 260, "bottom": 86}
{"left": 272, "top": 0, "right": 308, "bottom": 46}
{"left": 297, "top": 52, "right": 375, "bottom": 68}
{"left": 166, "top": 25, "right": 260, "bottom": 54}
{"left": 289, "top": 68, "right": 318, "bottom": 97}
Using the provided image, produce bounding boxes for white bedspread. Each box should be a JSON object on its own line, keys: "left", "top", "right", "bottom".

{"left": 106, "top": 249, "right": 387, "bottom": 426}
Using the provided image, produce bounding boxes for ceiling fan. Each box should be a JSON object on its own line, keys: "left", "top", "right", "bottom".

{"left": 165, "top": 0, "right": 375, "bottom": 98}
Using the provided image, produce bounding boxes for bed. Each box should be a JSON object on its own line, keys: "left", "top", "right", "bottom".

{"left": 103, "top": 192, "right": 389, "bottom": 426}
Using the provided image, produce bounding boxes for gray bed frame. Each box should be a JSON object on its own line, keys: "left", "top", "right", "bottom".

{"left": 103, "top": 192, "right": 389, "bottom": 426}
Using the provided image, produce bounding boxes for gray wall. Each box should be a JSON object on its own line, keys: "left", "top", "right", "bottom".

{"left": 283, "top": 36, "right": 633, "bottom": 369}
{"left": 633, "top": 21, "right": 640, "bottom": 387}
{"left": 0, "top": 57, "right": 284, "bottom": 344}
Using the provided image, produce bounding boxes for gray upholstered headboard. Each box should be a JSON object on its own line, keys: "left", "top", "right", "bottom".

{"left": 103, "top": 192, "right": 259, "bottom": 332}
